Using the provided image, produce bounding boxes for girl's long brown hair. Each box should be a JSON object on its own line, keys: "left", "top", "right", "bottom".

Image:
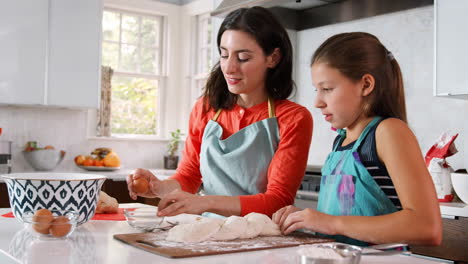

{"left": 311, "top": 32, "right": 407, "bottom": 123}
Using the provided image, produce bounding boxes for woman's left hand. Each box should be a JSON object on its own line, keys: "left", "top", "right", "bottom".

{"left": 157, "top": 189, "right": 208, "bottom": 216}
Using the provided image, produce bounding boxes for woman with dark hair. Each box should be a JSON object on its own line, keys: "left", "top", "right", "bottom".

{"left": 127, "top": 7, "right": 313, "bottom": 218}
{"left": 273, "top": 32, "right": 441, "bottom": 246}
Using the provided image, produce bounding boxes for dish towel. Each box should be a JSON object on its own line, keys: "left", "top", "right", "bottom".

{"left": 1, "top": 208, "right": 127, "bottom": 221}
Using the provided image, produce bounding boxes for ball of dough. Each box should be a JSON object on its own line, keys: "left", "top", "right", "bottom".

{"left": 244, "top": 212, "right": 281, "bottom": 236}
{"left": 211, "top": 216, "right": 247, "bottom": 241}
{"left": 166, "top": 218, "right": 222, "bottom": 243}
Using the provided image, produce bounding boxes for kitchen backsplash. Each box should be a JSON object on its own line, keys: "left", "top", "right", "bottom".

{"left": 295, "top": 6, "right": 468, "bottom": 170}
{"left": 0, "top": 106, "right": 174, "bottom": 172}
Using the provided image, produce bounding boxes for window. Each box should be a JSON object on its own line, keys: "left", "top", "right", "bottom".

{"left": 191, "top": 13, "right": 213, "bottom": 103}
{"left": 101, "top": 9, "right": 164, "bottom": 136}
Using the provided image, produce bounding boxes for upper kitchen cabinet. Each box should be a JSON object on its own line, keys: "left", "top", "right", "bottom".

{"left": 47, "top": 0, "right": 103, "bottom": 108}
{"left": 0, "top": 0, "right": 102, "bottom": 108}
{"left": 0, "top": 0, "right": 48, "bottom": 105}
{"left": 434, "top": 0, "right": 468, "bottom": 99}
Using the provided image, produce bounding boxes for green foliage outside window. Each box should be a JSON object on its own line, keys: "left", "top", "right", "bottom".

{"left": 111, "top": 76, "right": 158, "bottom": 135}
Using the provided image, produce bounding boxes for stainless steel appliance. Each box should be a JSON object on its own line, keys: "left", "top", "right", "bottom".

{"left": 294, "top": 164, "right": 321, "bottom": 209}
{"left": 0, "top": 141, "right": 12, "bottom": 174}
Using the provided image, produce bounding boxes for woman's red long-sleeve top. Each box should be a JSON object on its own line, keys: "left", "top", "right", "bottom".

{"left": 170, "top": 98, "right": 313, "bottom": 217}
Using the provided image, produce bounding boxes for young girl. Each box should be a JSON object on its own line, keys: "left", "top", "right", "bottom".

{"left": 273, "top": 32, "right": 442, "bottom": 246}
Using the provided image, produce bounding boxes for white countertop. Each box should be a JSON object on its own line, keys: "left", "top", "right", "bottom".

{"left": 439, "top": 202, "right": 468, "bottom": 218}
{"left": 0, "top": 168, "right": 176, "bottom": 182}
{"left": 0, "top": 204, "right": 446, "bottom": 264}
{"left": 68, "top": 168, "right": 177, "bottom": 181}
{"left": 2, "top": 168, "right": 468, "bottom": 218}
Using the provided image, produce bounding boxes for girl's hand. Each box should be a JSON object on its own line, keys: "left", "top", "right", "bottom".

{"left": 126, "top": 168, "right": 162, "bottom": 199}
{"left": 272, "top": 205, "right": 301, "bottom": 231}
{"left": 280, "top": 208, "right": 337, "bottom": 235}
{"left": 157, "top": 189, "right": 208, "bottom": 217}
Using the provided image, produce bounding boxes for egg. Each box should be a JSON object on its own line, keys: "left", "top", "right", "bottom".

{"left": 133, "top": 178, "right": 149, "bottom": 193}
{"left": 50, "top": 216, "right": 72, "bottom": 237}
{"left": 32, "top": 209, "right": 53, "bottom": 234}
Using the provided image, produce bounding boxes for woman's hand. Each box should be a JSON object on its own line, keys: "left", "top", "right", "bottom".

{"left": 126, "top": 168, "right": 162, "bottom": 199}
{"left": 157, "top": 189, "right": 209, "bottom": 217}
{"left": 273, "top": 206, "right": 338, "bottom": 235}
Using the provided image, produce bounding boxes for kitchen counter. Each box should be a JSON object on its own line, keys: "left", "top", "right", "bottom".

{"left": 0, "top": 204, "right": 446, "bottom": 264}
{"left": 70, "top": 168, "right": 176, "bottom": 181}
{"left": 439, "top": 202, "right": 468, "bottom": 218}
{"left": 0, "top": 168, "right": 176, "bottom": 182}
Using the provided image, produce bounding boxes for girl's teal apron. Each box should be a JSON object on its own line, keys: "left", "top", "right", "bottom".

{"left": 199, "top": 98, "right": 279, "bottom": 208}
{"left": 318, "top": 117, "right": 397, "bottom": 246}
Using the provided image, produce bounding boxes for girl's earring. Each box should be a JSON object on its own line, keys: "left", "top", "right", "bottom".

{"left": 362, "top": 102, "right": 371, "bottom": 115}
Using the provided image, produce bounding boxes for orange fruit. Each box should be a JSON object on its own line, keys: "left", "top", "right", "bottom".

{"left": 94, "top": 159, "right": 104, "bottom": 167}
{"left": 44, "top": 145, "right": 55, "bottom": 150}
{"left": 103, "top": 152, "right": 120, "bottom": 167}
{"left": 74, "top": 155, "right": 86, "bottom": 166}
{"left": 83, "top": 158, "right": 95, "bottom": 167}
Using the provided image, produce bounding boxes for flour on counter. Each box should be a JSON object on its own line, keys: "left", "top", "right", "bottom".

{"left": 297, "top": 245, "right": 344, "bottom": 260}
{"left": 146, "top": 231, "right": 327, "bottom": 253}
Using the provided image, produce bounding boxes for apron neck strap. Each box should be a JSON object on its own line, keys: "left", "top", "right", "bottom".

{"left": 211, "top": 98, "right": 275, "bottom": 122}
{"left": 212, "top": 109, "right": 222, "bottom": 121}
{"left": 351, "top": 116, "right": 382, "bottom": 151}
{"left": 267, "top": 98, "right": 275, "bottom": 118}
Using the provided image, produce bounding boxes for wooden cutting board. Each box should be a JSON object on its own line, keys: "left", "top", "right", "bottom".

{"left": 114, "top": 231, "right": 333, "bottom": 258}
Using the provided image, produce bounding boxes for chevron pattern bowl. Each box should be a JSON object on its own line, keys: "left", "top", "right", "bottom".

{"left": 1, "top": 173, "right": 106, "bottom": 225}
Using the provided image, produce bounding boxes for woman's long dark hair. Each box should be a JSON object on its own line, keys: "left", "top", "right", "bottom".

{"left": 203, "top": 6, "right": 294, "bottom": 111}
{"left": 311, "top": 32, "right": 407, "bottom": 123}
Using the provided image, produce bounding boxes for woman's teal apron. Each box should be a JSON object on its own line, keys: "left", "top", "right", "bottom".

{"left": 318, "top": 117, "right": 397, "bottom": 246}
{"left": 199, "top": 98, "right": 279, "bottom": 210}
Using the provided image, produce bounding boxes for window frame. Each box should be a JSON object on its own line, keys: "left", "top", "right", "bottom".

{"left": 189, "top": 12, "right": 213, "bottom": 105}
{"left": 101, "top": 7, "right": 167, "bottom": 138}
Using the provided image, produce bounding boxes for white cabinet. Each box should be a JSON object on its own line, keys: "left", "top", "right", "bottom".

{"left": 0, "top": 0, "right": 102, "bottom": 108}
{"left": 434, "top": 0, "right": 468, "bottom": 99}
{"left": 47, "top": 0, "right": 102, "bottom": 108}
{"left": 0, "top": 0, "right": 49, "bottom": 106}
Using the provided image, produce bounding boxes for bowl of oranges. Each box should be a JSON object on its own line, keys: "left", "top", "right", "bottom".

{"left": 23, "top": 209, "right": 79, "bottom": 239}
{"left": 75, "top": 147, "right": 121, "bottom": 171}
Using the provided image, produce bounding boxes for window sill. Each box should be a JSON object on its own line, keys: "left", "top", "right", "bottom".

{"left": 87, "top": 135, "right": 171, "bottom": 142}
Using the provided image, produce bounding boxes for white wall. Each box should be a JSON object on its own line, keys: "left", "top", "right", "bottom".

{"left": 0, "top": 0, "right": 216, "bottom": 173}
{"left": 295, "top": 6, "right": 468, "bottom": 170}
{"left": 0, "top": 106, "right": 170, "bottom": 172}
{"left": 2, "top": 5, "right": 467, "bottom": 174}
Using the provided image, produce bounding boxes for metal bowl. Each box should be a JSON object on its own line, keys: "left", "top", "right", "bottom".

{"left": 23, "top": 149, "right": 65, "bottom": 171}
{"left": 298, "top": 243, "right": 361, "bottom": 264}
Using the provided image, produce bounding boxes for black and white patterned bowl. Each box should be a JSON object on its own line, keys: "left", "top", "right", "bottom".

{"left": 1, "top": 173, "right": 106, "bottom": 225}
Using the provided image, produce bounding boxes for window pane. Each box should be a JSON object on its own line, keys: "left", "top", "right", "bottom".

{"left": 121, "top": 14, "right": 138, "bottom": 44}
{"left": 207, "top": 20, "right": 212, "bottom": 46}
{"left": 141, "top": 17, "right": 158, "bottom": 46}
{"left": 103, "top": 11, "right": 120, "bottom": 41}
{"left": 206, "top": 48, "right": 212, "bottom": 73}
{"left": 102, "top": 42, "right": 119, "bottom": 68}
{"left": 141, "top": 47, "right": 157, "bottom": 74}
{"left": 111, "top": 75, "right": 158, "bottom": 135}
{"left": 120, "top": 44, "right": 138, "bottom": 72}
